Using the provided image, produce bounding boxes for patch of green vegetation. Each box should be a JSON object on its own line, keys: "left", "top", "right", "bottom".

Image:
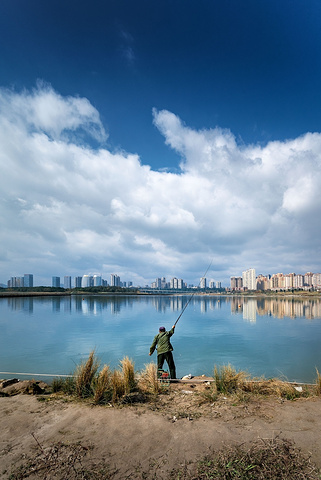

{"left": 195, "top": 437, "right": 321, "bottom": 480}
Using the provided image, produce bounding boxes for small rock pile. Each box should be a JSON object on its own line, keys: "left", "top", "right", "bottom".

{"left": 0, "top": 378, "right": 48, "bottom": 396}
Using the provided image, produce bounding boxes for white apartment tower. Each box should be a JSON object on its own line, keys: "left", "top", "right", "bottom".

{"left": 242, "top": 268, "right": 256, "bottom": 290}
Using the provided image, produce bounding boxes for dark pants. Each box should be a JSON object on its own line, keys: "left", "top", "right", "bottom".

{"left": 157, "top": 351, "right": 176, "bottom": 379}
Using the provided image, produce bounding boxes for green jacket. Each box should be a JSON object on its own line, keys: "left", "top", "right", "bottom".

{"left": 150, "top": 327, "right": 175, "bottom": 355}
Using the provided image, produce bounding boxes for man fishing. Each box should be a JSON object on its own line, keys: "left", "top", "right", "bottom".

{"left": 149, "top": 325, "right": 176, "bottom": 379}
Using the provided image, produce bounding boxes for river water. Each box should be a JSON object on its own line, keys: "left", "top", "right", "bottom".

{"left": 1, "top": 294, "right": 321, "bottom": 383}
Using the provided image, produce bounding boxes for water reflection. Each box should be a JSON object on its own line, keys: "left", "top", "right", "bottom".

{"left": 4, "top": 294, "right": 321, "bottom": 321}
{"left": 1, "top": 294, "right": 321, "bottom": 382}
{"left": 230, "top": 296, "right": 321, "bottom": 321}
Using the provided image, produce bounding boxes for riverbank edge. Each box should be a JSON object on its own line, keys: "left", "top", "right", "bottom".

{"left": 0, "top": 290, "right": 320, "bottom": 298}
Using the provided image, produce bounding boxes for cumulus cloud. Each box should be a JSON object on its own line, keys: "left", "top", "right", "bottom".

{"left": 0, "top": 82, "right": 107, "bottom": 142}
{"left": 1, "top": 85, "right": 321, "bottom": 286}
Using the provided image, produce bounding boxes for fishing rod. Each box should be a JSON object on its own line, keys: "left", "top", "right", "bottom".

{"left": 174, "top": 258, "right": 213, "bottom": 326}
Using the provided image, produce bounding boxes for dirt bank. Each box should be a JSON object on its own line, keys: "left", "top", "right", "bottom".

{"left": 1, "top": 380, "right": 321, "bottom": 479}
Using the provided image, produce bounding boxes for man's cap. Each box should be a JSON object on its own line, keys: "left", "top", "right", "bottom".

{"left": 159, "top": 326, "right": 165, "bottom": 332}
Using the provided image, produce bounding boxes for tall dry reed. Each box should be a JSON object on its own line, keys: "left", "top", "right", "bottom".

{"left": 93, "top": 365, "right": 112, "bottom": 404}
{"left": 315, "top": 368, "right": 321, "bottom": 395}
{"left": 111, "top": 369, "right": 125, "bottom": 402}
{"left": 120, "top": 356, "right": 136, "bottom": 394}
{"left": 75, "top": 350, "right": 100, "bottom": 398}
{"left": 138, "top": 363, "right": 160, "bottom": 395}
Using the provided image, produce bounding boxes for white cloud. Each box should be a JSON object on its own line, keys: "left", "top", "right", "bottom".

{"left": 1, "top": 87, "right": 321, "bottom": 286}
{"left": 0, "top": 82, "right": 107, "bottom": 142}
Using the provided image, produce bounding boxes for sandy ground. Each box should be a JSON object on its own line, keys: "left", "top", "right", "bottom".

{"left": 1, "top": 380, "right": 321, "bottom": 479}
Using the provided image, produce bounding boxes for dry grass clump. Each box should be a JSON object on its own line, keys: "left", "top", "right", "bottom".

{"left": 52, "top": 375, "right": 76, "bottom": 395}
{"left": 138, "top": 362, "right": 161, "bottom": 395}
{"left": 195, "top": 437, "right": 320, "bottom": 479}
{"left": 93, "top": 365, "right": 112, "bottom": 405}
{"left": 75, "top": 350, "right": 100, "bottom": 398}
{"left": 120, "top": 356, "right": 136, "bottom": 394}
{"left": 244, "top": 378, "right": 303, "bottom": 400}
{"left": 198, "top": 364, "right": 313, "bottom": 404}
{"left": 214, "top": 364, "right": 249, "bottom": 394}
{"left": 111, "top": 369, "right": 125, "bottom": 402}
{"left": 52, "top": 352, "right": 140, "bottom": 404}
{"left": 315, "top": 368, "right": 321, "bottom": 396}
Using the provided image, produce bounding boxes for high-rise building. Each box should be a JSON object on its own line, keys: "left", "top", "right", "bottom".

{"left": 242, "top": 268, "right": 256, "bottom": 290}
{"left": 170, "top": 277, "right": 179, "bottom": 289}
{"left": 110, "top": 274, "right": 120, "bottom": 287}
{"left": 64, "top": 276, "right": 71, "bottom": 289}
{"left": 82, "top": 275, "right": 93, "bottom": 288}
{"left": 93, "top": 275, "right": 102, "bottom": 286}
{"left": 8, "top": 276, "right": 23, "bottom": 287}
{"left": 312, "top": 273, "right": 321, "bottom": 289}
{"left": 230, "top": 276, "right": 243, "bottom": 290}
{"left": 293, "top": 274, "right": 304, "bottom": 289}
{"left": 304, "top": 272, "right": 313, "bottom": 287}
{"left": 24, "top": 274, "right": 33, "bottom": 287}
{"left": 74, "top": 276, "right": 82, "bottom": 288}
{"left": 200, "top": 277, "right": 207, "bottom": 289}
{"left": 52, "top": 276, "right": 60, "bottom": 288}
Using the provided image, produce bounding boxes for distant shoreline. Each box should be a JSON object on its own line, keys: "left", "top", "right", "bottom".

{"left": 0, "top": 290, "right": 320, "bottom": 298}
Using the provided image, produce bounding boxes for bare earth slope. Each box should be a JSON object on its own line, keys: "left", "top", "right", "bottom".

{"left": 1, "top": 384, "right": 321, "bottom": 479}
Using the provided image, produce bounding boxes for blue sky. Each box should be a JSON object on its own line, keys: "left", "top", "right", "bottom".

{"left": 1, "top": 0, "right": 321, "bottom": 286}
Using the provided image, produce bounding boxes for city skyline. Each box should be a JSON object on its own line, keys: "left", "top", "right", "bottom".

{"left": 1, "top": 2, "right": 321, "bottom": 286}
{"left": 4, "top": 267, "right": 321, "bottom": 291}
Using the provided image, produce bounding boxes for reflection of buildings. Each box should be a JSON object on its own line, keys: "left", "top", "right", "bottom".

{"left": 7, "top": 296, "right": 34, "bottom": 314}
{"left": 233, "top": 297, "right": 321, "bottom": 320}
{"left": 63, "top": 296, "right": 72, "bottom": 313}
{"left": 243, "top": 299, "right": 257, "bottom": 322}
{"left": 200, "top": 298, "right": 207, "bottom": 313}
{"left": 6, "top": 295, "right": 321, "bottom": 322}
{"left": 52, "top": 297, "right": 61, "bottom": 312}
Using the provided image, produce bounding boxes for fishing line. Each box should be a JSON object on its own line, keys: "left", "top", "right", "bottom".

{"left": 174, "top": 258, "right": 213, "bottom": 326}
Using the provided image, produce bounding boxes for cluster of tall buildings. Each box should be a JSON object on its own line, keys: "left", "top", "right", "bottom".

{"left": 6, "top": 274, "right": 33, "bottom": 288}
{"left": 231, "top": 268, "right": 321, "bottom": 291}
{"left": 150, "top": 276, "right": 222, "bottom": 290}
{"left": 4, "top": 273, "right": 133, "bottom": 289}
{"left": 53, "top": 274, "right": 133, "bottom": 289}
